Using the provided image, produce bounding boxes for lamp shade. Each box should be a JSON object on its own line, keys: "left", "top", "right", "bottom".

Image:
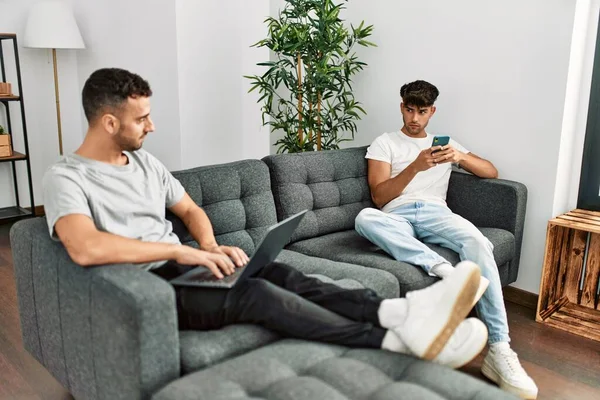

{"left": 23, "top": 1, "right": 85, "bottom": 49}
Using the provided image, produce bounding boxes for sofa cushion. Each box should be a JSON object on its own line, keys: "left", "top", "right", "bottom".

{"left": 178, "top": 251, "right": 400, "bottom": 374}
{"left": 276, "top": 249, "right": 399, "bottom": 298}
{"left": 155, "top": 339, "right": 515, "bottom": 400}
{"left": 179, "top": 325, "right": 279, "bottom": 374}
{"left": 287, "top": 228, "right": 515, "bottom": 295}
{"left": 169, "top": 160, "right": 278, "bottom": 254}
{"left": 263, "top": 147, "right": 373, "bottom": 244}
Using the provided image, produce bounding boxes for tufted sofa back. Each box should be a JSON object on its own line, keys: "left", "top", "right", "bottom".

{"left": 263, "top": 147, "right": 373, "bottom": 243}
{"left": 168, "top": 160, "right": 278, "bottom": 255}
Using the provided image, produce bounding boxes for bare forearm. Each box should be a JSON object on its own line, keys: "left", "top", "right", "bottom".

{"left": 458, "top": 154, "right": 498, "bottom": 179}
{"left": 73, "top": 231, "right": 179, "bottom": 267}
{"left": 182, "top": 207, "right": 218, "bottom": 250}
{"left": 372, "top": 164, "right": 418, "bottom": 208}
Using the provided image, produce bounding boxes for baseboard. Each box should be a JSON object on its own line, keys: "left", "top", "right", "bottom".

{"left": 503, "top": 286, "right": 539, "bottom": 310}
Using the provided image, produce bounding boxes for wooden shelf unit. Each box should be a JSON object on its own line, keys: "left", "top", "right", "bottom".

{"left": 0, "top": 95, "right": 20, "bottom": 101}
{"left": 0, "top": 151, "right": 26, "bottom": 163}
{"left": 0, "top": 33, "right": 35, "bottom": 222}
{"left": 536, "top": 209, "right": 600, "bottom": 342}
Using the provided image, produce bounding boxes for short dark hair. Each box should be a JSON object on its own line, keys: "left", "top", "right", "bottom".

{"left": 400, "top": 80, "right": 439, "bottom": 107}
{"left": 82, "top": 68, "right": 152, "bottom": 123}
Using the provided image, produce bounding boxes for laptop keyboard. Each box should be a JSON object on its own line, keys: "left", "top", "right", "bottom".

{"left": 190, "top": 269, "right": 240, "bottom": 284}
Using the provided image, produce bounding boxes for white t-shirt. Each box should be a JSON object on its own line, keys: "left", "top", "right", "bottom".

{"left": 366, "top": 131, "right": 469, "bottom": 212}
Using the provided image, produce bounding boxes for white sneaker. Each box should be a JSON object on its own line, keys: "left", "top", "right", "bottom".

{"left": 383, "top": 318, "right": 488, "bottom": 368}
{"left": 472, "top": 276, "right": 490, "bottom": 307}
{"left": 433, "top": 318, "right": 488, "bottom": 369}
{"left": 481, "top": 346, "right": 538, "bottom": 399}
{"left": 394, "top": 261, "right": 481, "bottom": 360}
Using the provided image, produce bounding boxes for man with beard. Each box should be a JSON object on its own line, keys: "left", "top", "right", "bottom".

{"left": 43, "top": 69, "right": 488, "bottom": 372}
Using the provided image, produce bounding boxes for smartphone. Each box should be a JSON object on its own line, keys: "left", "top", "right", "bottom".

{"left": 431, "top": 136, "right": 450, "bottom": 155}
{"left": 432, "top": 135, "right": 450, "bottom": 148}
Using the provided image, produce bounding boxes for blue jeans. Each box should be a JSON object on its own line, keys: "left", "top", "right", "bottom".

{"left": 355, "top": 202, "right": 510, "bottom": 344}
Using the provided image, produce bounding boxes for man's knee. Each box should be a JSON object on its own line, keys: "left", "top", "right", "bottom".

{"left": 355, "top": 207, "right": 383, "bottom": 232}
{"left": 244, "top": 278, "right": 274, "bottom": 291}
{"left": 265, "top": 261, "right": 295, "bottom": 274}
{"left": 463, "top": 234, "right": 494, "bottom": 254}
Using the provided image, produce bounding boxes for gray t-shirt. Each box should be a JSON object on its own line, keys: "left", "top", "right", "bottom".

{"left": 42, "top": 149, "right": 185, "bottom": 270}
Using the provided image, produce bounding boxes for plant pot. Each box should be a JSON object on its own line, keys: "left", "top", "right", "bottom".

{"left": 0, "top": 134, "right": 13, "bottom": 157}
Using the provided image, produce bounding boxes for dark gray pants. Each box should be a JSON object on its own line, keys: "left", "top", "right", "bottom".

{"left": 152, "top": 261, "right": 386, "bottom": 348}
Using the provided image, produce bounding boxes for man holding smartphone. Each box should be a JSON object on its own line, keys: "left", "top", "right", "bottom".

{"left": 355, "top": 80, "right": 537, "bottom": 399}
{"left": 44, "top": 69, "right": 493, "bottom": 375}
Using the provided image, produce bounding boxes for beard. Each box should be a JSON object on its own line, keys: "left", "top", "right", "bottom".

{"left": 114, "top": 129, "right": 143, "bottom": 152}
{"left": 402, "top": 118, "right": 427, "bottom": 136}
{"left": 406, "top": 125, "right": 421, "bottom": 134}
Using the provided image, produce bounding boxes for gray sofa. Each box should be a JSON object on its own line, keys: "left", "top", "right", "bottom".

{"left": 263, "top": 147, "right": 526, "bottom": 295}
{"left": 10, "top": 146, "right": 524, "bottom": 400}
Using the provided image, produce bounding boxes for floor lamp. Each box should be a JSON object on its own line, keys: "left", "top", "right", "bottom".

{"left": 23, "top": 1, "right": 85, "bottom": 156}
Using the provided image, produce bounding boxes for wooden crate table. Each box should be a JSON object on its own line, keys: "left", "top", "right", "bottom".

{"left": 536, "top": 209, "right": 600, "bottom": 342}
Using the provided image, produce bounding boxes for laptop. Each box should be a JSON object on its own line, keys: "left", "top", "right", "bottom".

{"left": 169, "top": 209, "right": 308, "bottom": 288}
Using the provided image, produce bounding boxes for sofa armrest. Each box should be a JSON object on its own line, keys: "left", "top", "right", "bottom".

{"left": 90, "top": 265, "right": 180, "bottom": 399}
{"left": 447, "top": 171, "right": 528, "bottom": 281}
{"left": 10, "top": 218, "right": 180, "bottom": 400}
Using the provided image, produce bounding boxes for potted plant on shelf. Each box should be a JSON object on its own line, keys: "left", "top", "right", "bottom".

{"left": 0, "top": 124, "right": 13, "bottom": 157}
{"left": 246, "top": 0, "right": 375, "bottom": 153}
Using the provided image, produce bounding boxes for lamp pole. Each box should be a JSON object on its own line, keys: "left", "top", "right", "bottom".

{"left": 51, "top": 48, "right": 63, "bottom": 155}
{"left": 23, "top": 0, "right": 85, "bottom": 157}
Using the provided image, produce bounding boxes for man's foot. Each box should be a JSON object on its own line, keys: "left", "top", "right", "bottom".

{"left": 433, "top": 318, "right": 488, "bottom": 368}
{"left": 473, "top": 276, "right": 490, "bottom": 307}
{"left": 481, "top": 345, "right": 538, "bottom": 399}
{"left": 382, "top": 318, "right": 488, "bottom": 369}
{"left": 431, "top": 263, "right": 488, "bottom": 308}
{"left": 395, "top": 261, "right": 481, "bottom": 360}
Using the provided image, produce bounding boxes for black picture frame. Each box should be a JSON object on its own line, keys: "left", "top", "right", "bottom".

{"left": 578, "top": 13, "right": 600, "bottom": 212}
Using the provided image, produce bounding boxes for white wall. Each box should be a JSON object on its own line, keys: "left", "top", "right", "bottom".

{"left": 175, "top": 0, "right": 269, "bottom": 169}
{"left": 75, "top": 0, "right": 182, "bottom": 171}
{"left": 239, "top": 0, "right": 271, "bottom": 161}
{"left": 338, "top": 0, "right": 577, "bottom": 293}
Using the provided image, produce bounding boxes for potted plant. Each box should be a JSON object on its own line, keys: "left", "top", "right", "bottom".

{"left": 0, "top": 124, "right": 13, "bottom": 157}
{"left": 246, "top": 0, "right": 375, "bottom": 153}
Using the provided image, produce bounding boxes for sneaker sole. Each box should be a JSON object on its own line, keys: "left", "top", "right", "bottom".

{"left": 419, "top": 261, "right": 480, "bottom": 360}
{"left": 446, "top": 319, "right": 488, "bottom": 369}
{"left": 481, "top": 360, "right": 538, "bottom": 399}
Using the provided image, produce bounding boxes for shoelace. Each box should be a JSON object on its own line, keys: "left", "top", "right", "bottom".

{"left": 497, "top": 348, "right": 526, "bottom": 376}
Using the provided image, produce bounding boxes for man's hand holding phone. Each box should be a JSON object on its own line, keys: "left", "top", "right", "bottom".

{"left": 411, "top": 136, "right": 465, "bottom": 172}
{"left": 430, "top": 135, "right": 464, "bottom": 165}
{"left": 432, "top": 145, "right": 465, "bottom": 165}
{"left": 411, "top": 147, "right": 441, "bottom": 172}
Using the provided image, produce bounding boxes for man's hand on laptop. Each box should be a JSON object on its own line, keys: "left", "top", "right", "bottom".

{"left": 206, "top": 245, "right": 249, "bottom": 268}
{"left": 174, "top": 245, "right": 238, "bottom": 279}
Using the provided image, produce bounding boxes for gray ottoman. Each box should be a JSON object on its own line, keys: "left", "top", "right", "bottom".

{"left": 154, "top": 339, "right": 516, "bottom": 400}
